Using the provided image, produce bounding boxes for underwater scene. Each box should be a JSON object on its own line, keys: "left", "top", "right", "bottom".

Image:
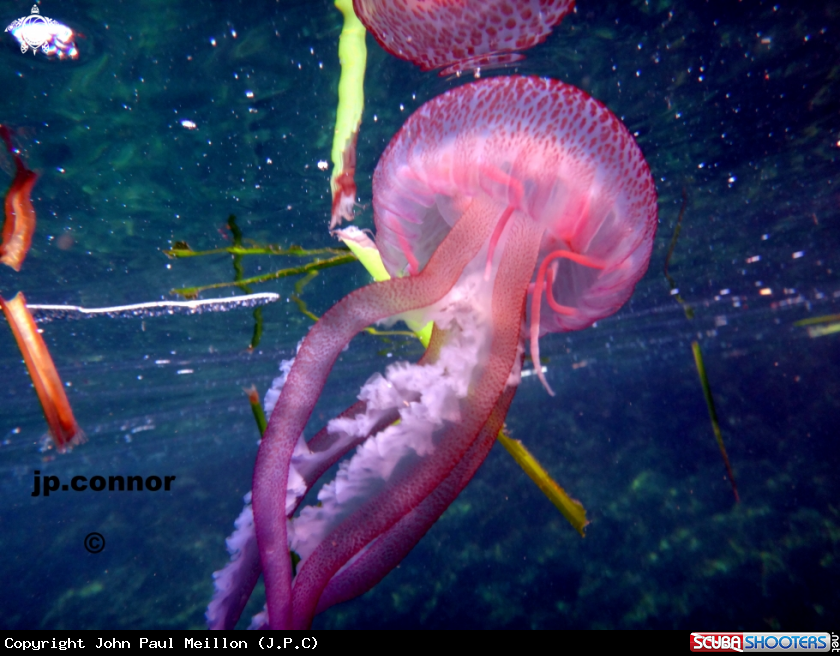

{"left": 0, "top": 0, "right": 838, "bottom": 630}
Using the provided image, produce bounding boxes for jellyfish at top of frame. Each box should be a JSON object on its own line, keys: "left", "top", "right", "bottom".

{"left": 353, "top": 0, "right": 575, "bottom": 75}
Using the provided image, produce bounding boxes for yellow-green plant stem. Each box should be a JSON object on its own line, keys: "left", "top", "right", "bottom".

{"left": 226, "top": 215, "right": 263, "bottom": 349}
{"left": 171, "top": 253, "right": 357, "bottom": 298}
{"left": 164, "top": 244, "right": 349, "bottom": 259}
{"left": 330, "top": 0, "right": 366, "bottom": 200}
{"left": 496, "top": 431, "right": 589, "bottom": 536}
{"left": 794, "top": 313, "right": 840, "bottom": 327}
{"left": 245, "top": 387, "right": 267, "bottom": 437}
{"left": 692, "top": 341, "right": 739, "bottom": 503}
{"left": 803, "top": 322, "right": 840, "bottom": 338}
{"left": 664, "top": 190, "right": 739, "bottom": 502}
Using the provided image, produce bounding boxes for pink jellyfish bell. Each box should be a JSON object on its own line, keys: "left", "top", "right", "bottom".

{"left": 373, "top": 75, "right": 658, "bottom": 394}
{"left": 232, "top": 76, "right": 657, "bottom": 630}
{"left": 354, "top": 0, "right": 576, "bottom": 75}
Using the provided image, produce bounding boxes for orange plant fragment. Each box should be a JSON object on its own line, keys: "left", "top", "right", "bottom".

{"left": 1, "top": 292, "right": 84, "bottom": 452}
{"left": 0, "top": 125, "right": 38, "bottom": 272}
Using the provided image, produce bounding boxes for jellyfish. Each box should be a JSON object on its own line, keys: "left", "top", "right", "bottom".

{"left": 353, "top": 0, "right": 575, "bottom": 75}
{"left": 222, "top": 76, "right": 656, "bottom": 630}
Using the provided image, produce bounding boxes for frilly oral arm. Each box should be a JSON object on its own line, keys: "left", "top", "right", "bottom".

{"left": 315, "top": 381, "right": 517, "bottom": 614}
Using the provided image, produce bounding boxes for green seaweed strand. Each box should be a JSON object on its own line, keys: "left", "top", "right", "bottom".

{"left": 663, "top": 188, "right": 694, "bottom": 320}
{"left": 691, "top": 341, "right": 740, "bottom": 503}
{"left": 226, "top": 215, "right": 263, "bottom": 349}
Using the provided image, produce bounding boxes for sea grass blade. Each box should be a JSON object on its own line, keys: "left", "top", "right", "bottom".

{"left": 691, "top": 341, "right": 739, "bottom": 502}
{"left": 496, "top": 431, "right": 589, "bottom": 536}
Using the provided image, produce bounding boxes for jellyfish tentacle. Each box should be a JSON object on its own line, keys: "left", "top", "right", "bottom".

{"left": 545, "top": 261, "right": 576, "bottom": 315}
{"left": 254, "top": 195, "right": 507, "bottom": 630}
{"left": 529, "top": 249, "right": 607, "bottom": 395}
{"left": 289, "top": 211, "right": 544, "bottom": 629}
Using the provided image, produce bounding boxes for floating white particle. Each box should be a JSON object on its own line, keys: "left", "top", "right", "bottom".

{"left": 176, "top": 369, "right": 194, "bottom": 375}
{"left": 521, "top": 366, "right": 548, "bottom": 378}
{"left": 746, "top": 255, "right": 761, "bottom": 263}
{"left": 759, "top": 288, "right": 772, "bottom": 296}
{"left": 245, "top": 90, "right": 254, "bottom": 98}
{"left": 792, "top": 251, "right": 805, "bottom": 259}
{"left": 180, "top": 119, "right": 197, "bottom": 130}
{"left": 720, "top": 289, "right": 730, "bottom": 295}
{"left": 317, "top": 160, "right": 328, "bottom": 171}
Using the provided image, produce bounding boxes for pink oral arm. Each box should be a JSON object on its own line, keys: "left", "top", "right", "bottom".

{"left": 289, "top": 212, "right": 544, "bottom": 629}
{"left": 253, "top": 195, "right": 506, "bottom": 629}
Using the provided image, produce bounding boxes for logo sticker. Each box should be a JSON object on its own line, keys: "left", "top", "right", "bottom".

{"left": 5, "top": 5, "right": 78, "bottom": 59}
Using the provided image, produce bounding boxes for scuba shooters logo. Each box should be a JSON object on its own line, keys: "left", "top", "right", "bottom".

{"left": 690, "top": 632, "right": 832, "bottom": 652}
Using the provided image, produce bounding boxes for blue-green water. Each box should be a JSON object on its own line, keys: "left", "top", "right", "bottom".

{"left": 0, "top": 0, "right": 838, "bottom": 630}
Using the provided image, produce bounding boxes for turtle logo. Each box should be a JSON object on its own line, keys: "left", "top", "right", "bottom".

{"left": 5, "top": 5, "right": 78, "bottom": 59}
